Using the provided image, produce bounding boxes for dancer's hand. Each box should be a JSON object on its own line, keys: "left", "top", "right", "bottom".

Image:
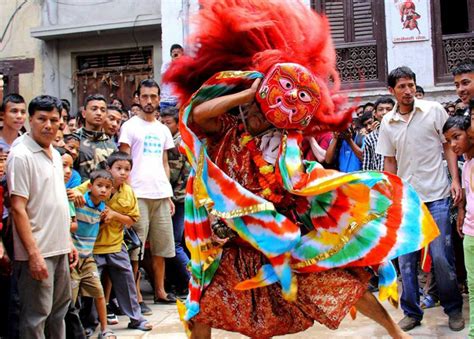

{"left": 211, "top": 232, "right": 229, "bottom": 246}
{"left": 192, "top": 77, "right": 262, "bottom": 134}
{"left": 241, "top": 78, "right": 261, "bottom": 104}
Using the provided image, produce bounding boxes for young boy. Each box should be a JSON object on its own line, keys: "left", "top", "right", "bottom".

{"left": 443, "top": 113, "right": 474, "bottom": 337}
{"left": 70, "top": 170, "right": 115, "bottom": 338}
{"left": 70, "top": 151, "right": 152, "bottom": 331}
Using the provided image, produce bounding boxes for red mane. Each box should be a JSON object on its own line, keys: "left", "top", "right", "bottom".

{"left": 164, "top": 0, "right": 352, "bottom": 134}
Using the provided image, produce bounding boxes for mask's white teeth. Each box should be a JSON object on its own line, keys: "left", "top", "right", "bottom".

{"left": 269, "top": 101, "right": 281, "bottom": 109}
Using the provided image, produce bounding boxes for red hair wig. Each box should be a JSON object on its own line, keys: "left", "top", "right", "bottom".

{"left": 164, "top": 0, "right": 352, "bottom": 133}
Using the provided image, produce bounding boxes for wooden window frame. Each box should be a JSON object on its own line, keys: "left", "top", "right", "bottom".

{"left": 431, "top": 0, "right": 474, "bottom": 84}
{"left": 0, "top": 59, "right": 35, "bottom": 94}
{"left": 312, "top": 0, "right": 387, "bottom": 89}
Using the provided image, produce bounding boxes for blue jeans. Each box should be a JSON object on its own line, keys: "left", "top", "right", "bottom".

{"left": 168, "top": 202, "right": 190, "bottom": 291}
{"left": 399, "top": 197, "right": 463, "bottom": 320}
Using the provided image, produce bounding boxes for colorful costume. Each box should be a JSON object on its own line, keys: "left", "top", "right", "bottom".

{"left": 164, "top": 0, "right": 439, "bottom": 336}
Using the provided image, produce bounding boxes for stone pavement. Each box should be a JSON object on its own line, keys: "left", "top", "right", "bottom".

{"left": 90, "top": 280, "right": 470, "bottom": 338}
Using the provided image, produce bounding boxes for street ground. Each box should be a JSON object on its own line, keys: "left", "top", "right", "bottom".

{"left": 90, "top": 278, "right": 470, "bottom": 338}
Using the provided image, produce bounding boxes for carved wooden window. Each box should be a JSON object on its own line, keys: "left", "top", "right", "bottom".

{"left": 431, "top": 0, "right": 474, "bottom": 84}
{"left": 311, "top": 0, "right": 387, "bottom": 88}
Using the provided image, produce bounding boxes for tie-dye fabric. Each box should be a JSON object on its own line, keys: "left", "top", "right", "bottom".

{"left": 179, "top": 71, "right": 440, "bottom": 330}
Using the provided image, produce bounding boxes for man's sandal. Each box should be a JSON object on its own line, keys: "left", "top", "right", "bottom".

{"left": 127, "top": 320, "right": 153, "bottom": 331}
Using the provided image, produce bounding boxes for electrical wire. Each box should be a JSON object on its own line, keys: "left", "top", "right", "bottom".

{"left": 0, "top": 0, "right": 28, "bottom": 44}
{"left": 131, "top": 14, "right": 151, "bottom": 67}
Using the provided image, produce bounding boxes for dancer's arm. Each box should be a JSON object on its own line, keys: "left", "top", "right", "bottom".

{"left": 308, "top": 137, "right": 327, "bottom": 163}
{"left": 192, "top": 78, "right": 261, "bottom": 133}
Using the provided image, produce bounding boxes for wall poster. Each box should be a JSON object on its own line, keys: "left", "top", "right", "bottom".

{"left": 391, "top": 0, "right": 429, "bottom": 43}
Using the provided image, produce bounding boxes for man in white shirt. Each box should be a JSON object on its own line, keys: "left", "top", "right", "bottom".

{"left": 8, "top": 95, "right": 78, "bottom": 338}
{"left": 376, "top": 66, "right": 464, "bottom": 332}
{"left": 119, "top": 79, "right": 176, "bottom": 309}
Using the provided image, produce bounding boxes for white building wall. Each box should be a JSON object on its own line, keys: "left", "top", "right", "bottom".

{"left": 44, "top": 0, "right": 161, "bottom": 27}
{"left": 384, "top": 0, "right": 435, "bottom": 88}
{"left": 161, "top": 0, "right": 186, "bottom": 67}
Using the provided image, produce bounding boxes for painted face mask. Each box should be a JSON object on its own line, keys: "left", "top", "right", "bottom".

{"left": 256, "top": 63, "right": 321, "bottom": 130}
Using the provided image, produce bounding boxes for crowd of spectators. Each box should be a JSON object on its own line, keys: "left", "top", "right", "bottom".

{"left": 0, "top": 44, "right": 187, "bottom": 339}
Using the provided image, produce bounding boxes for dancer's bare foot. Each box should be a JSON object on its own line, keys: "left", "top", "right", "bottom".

{"left": 355, "top": 291, "right": 411, "bottom": 339}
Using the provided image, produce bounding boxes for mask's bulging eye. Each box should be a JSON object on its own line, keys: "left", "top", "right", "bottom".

{"left": 279, "top": 78, "right": 293, "bottom": 89}
{"left": 298, "top": 90, "right": 311, "bottom": 102}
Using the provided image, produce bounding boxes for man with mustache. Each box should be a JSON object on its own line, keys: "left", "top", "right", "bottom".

{"left": 7, "top": 95, "right": 78, "bottom": 338}
{"left": 376, "top": 66, "right": 464, "bottom": 332}
{"left": 119, "top": 79, "right": 176, "bottom": 313}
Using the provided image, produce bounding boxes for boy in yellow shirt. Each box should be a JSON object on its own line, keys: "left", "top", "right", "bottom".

{"left": 70, "top": 151, "right": 152, "bottom": 331}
